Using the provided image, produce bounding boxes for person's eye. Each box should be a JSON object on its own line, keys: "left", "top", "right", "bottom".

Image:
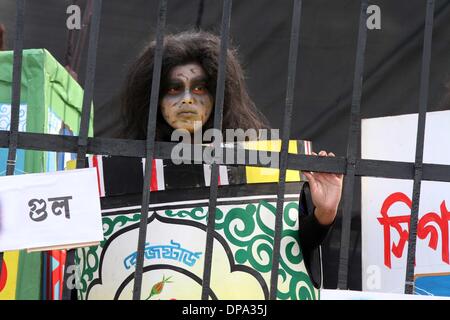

{"left": 192, "top": 85, "right": 207, "bottom": 94}
{"left": 167, "top": 86, "right": 182, "bottom": 95}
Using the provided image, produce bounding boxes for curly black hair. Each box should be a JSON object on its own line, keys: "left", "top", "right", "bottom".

{"left": 0, "top": 24, "right": 5, "bottom": 51}
{"left": 121, "top": 30, "right": 269, "bottom": 141}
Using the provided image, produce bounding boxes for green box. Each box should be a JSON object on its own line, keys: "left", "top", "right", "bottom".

{"left": 0, "top": 48, "right": 93, "bottom": 299}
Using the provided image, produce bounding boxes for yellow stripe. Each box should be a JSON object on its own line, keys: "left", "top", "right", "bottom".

{"left": 0, "top": 251, "right": 20, "bottom": 300}
{"left": 244, "top": 140, "right": 301, "bottom": 183}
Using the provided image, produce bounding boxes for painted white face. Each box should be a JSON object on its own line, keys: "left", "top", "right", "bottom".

{"left": 160, "top": 62, "right": 213, "bottom": 133}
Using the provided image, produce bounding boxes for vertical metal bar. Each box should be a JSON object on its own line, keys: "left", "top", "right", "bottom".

{"left": 62, "top": 0, "right": 102, "bottom": 300}
{"left": 195, "top": 0, "right": 205, "bottom": 30}
{"left": 0, "top": 0, "right": 25, "bottom": 282}
{"left": 269, "top": 0, "right": 302, "bottom": 300}
{"left": 73, "top": 0, "right": 94, "bottom": 75}
{"left": 76, "top": 0, "right": 103, "bottom": 169}
{"left": 201, "top": 0, "right": 232, "bottom": 301}
{"left": 404, "top": 0, "right": 435, "bottom": 295}
{"left": 132, "top": 0, "right": 167, "bottom": 300}
{"left": 6, "top": 0, "right": 25, "bottom": 176}
{"left": 64, "top": 0, "right": 79, "bottom": 67}
{"left": 337, "top": 0, "right": 368, "bottom": 289}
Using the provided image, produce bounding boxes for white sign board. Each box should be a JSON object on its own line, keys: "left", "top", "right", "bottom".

{"left": 0, "top": 168, "right": 104, "bottom": 252}
{"left": 361, "top": 110, "right": 450, "bottom": 296}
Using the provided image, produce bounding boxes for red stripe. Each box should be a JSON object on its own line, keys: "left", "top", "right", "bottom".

{"left": 52, "top": 251, "right": 59, "bottom": 300}
{"left": 0, "top": 259, "right": 7, "bottom": 292}
{"left": 59, "top": 250, "right": 67, "bottom": 300}
{"left": 92, "top": 156, "right": 101, "bottom": 196}
{"left": 46, "top": 254, "right": 52, "bottom": 300}
{"left": 218, "top": 169, "right": 221, "bottom": 186}
{"left": 49, "top": 250, "right": 67, "bottom": 300}
{"left": 150, "top": 159, "right": 158, "bottom": 191}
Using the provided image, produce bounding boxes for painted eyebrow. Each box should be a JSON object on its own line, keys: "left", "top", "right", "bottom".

{"left": 166, "top": 79, "right": 184, "bottom": 86}
{"left": 169, "top": 75, "right": 207, "bottom": 83}
{"left": 191, "top": 76, "right": 207, "bottom": 83}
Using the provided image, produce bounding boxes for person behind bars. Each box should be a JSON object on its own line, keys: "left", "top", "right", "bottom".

{"left": 121, "top": 30, "right": 343, "bottom": 285}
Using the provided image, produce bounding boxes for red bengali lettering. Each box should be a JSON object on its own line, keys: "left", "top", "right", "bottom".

{"left": 417, "top": 201, "right": 450, "bottom": 264}
{"left": 377, "top": 193, "right": 450, "bottom": 268}
{"left": 377, "top": 192, "right": 411, "bottom": 268}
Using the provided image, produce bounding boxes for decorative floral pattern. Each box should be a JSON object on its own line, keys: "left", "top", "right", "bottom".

{"left": 161, "top": 200, "right": 317, "bottom": 300}
{"left": 76, "top": 213, "right": 141, "bottom": 299}
{"left": 77, "top": 201, "right": 317, "bottom": 300}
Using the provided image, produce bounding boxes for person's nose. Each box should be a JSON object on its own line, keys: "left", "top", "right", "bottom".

{"left": 181, "top": 89, "right": 194, "bottom": 105}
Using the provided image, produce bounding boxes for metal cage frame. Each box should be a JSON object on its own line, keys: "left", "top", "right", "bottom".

{"left": 0, "top": 0, "right": 447, "bottom": 299}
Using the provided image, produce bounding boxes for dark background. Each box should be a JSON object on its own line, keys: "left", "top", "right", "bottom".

{"left": 1, "top": 0, "right": 449, "bottom": 290}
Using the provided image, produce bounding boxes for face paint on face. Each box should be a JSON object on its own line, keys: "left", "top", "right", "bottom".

{"left": 160, "top": 62, "right": 213, "bottom": 133}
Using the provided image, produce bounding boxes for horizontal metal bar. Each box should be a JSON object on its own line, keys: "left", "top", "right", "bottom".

{"left": 287, "top": 153, "right": 347, "bottom": 173}
{"left": 356, "top": 158, "right": 413, "bottom": 179}
{"left": 89, "top": 136, "right": 147, "bottom": 157}
{"left": 0, "top": 131, "right": 449, "bottom": 182}
{"left": 357, "top": 159, "right": 450, "bottom": 182}
{"left": 0, "top": 131, "right": 147, "bottom": 157}
{"left": 422, "top": 163, "right": 450, "bottom": 182}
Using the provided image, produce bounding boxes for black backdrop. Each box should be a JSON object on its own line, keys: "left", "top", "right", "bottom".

{"left": 1, "top": 0, "right": 449, "bottom": 290}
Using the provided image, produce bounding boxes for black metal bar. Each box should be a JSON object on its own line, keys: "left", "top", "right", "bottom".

{"left": 0, "top": 0, "right": 25, "bottom": 284}
{"left": 132, "top": 0, "right": 167, "bottom": 300}
{"left": 404, "top": 0, "right": 435, "bottom": 295}
{"left": 356, "top": 158, "right": 412, "bottom": 179}
{"left": 1, "top": 132, "right": 450, "bottom": 182}
{"left": 201, "top": 0, "right": 233, "bottom": 301}
{"left": 195, "top": 0, "right": 205, "bottom": 30}
{"left": 0, "top": 0, "right": 444, "bottom": 302}
{"left": 62, "top": 0, "right": 102, "bottom": 301}
{"left": 76, "top": 0, "right": 103, "bottom": 169}
{"left": 64, "top": 0, "right": 79, "bottom": 68}
{"left": 269, "top": 0, "right": 302, "bottom": 300}
{"left": 65, "top": 0, "right": 102, "bottom": 300}
{"left": 337, "top": 0, "right": 368, "bottom": 290}
{"left": 288, "top": 153, "right": 346, "bottom": 174}
{"left": 6, "top": 0, "right": 25, "bottom": 177}
{"left": 73, "top": 0, "right": 94, "bottom": 74}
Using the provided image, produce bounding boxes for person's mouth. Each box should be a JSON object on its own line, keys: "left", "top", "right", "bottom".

{"left": 177, "top": 108, "right": 198, "bottom": 116}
